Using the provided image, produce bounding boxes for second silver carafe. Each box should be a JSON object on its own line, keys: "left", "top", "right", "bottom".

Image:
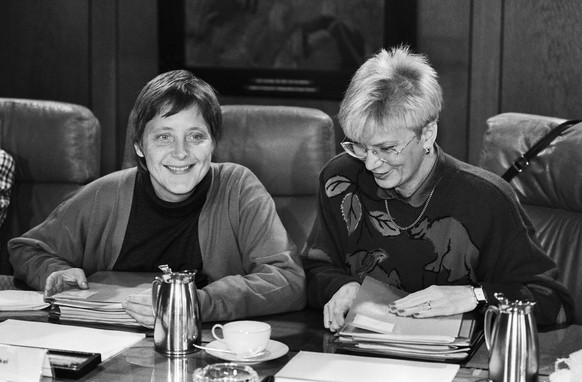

{"left": 484, "top": 293, "right": 539, "bottom": 382}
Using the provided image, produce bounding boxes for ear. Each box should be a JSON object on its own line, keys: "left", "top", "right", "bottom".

{"left": 421, "top": 121, "right": 438, "bottom": 148}
{"left": 134, "top": 143, "right": 145, "bottom": 158}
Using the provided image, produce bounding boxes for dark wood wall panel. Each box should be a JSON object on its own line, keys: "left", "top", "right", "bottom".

{"left": 501, "top": 0, "right": 582, "bottom": 119}
{"left": 116, "top": 0, "right": 158, "bottom": 168}
{"left": 468, "top": 0, "right": 502, "bottom": 165}
{"left": 0, "top": 0, "right": 89, "bottom": 104}
{"left": 91, "top": 0, "right": 118, "bottom": 175}
{"left": 417, "top": 0, "right": 471, "bottom": 161}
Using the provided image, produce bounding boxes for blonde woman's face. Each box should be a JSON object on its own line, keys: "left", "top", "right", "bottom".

{"left": 134, "top": 105, "right": 213, "bottom": 202}
{"left": 360, "top": 122, "right": 437, "bottom": 197}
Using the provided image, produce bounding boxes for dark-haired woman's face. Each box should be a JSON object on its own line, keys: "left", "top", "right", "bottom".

{"left": 134, "top": 105, "right": 213, "bottom": 202}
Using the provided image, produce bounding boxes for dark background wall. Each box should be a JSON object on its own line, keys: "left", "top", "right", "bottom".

{"left": 1, "top": 0, "right": 582, "bottom": 175}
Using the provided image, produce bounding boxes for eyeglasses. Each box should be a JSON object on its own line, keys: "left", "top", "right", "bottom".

{"left": 341, "top": 135, "right": 417, "bottom": 162}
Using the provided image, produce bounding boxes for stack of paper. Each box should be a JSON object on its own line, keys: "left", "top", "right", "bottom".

{"left": 0, "top": 290, "right": 50, "bottom": 311}
{"left": 48, "top": 271, "right": 155, "bottom": 328}
{"left": 335, "top": 277, "right": 483, "bottom": 362}
{"left": 275, "top": 351, "right": 460, "bottom": 382}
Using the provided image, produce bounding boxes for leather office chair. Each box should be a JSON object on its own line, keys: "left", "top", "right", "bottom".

{"left": 0, "top": 98, "right": 101, "bottom": 275}
{"left": 478, "top": 112, "right": 582, "bottom": 324}
{"left": 122, "top": 105, "right": 336, "bottom": 251}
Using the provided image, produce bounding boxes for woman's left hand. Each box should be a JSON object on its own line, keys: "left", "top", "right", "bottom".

{"left": 123, "top": 293, "right": 155, "bottom": 329}
{"left": 389, "top": 285, "right": 477, "bottom": 318}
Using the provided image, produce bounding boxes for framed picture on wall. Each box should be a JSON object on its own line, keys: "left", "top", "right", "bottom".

{"left": 159, "top": 0, "right": 416, "bottom": 100}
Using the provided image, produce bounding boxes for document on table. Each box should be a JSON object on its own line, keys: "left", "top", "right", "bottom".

{"left": 0, "top": 290, "right": 50, "bottom": 311}
{"left": 275, "top": 351, "right": 460, "bottom": 382}
{"left": 336, "top": 277, "right": 483, "bottom": 362}
{"left": 343, "top": 277, "right": 463, "bottom": 341}
{"left": 48, "top": 271, "right": 155, "bottom": 327}
{"left": 0, "top": 319, "right": 145, "bottom": 361}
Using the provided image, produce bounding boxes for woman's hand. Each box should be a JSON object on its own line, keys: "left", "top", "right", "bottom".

{"left": 44, "top": 268, "right": 88, "bottom": 297}
{"left": 324, "top": 281, "right": 360, "bottom": 332}
{"left": 123, "top": 293, "right": 155, "bottom": 329}
{"left": 389, "top": 285, "right": 477, "bottom": 318}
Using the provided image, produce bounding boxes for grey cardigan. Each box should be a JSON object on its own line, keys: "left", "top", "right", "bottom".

{"left": 9, "top": 163, "right": 306, "bottom": 321}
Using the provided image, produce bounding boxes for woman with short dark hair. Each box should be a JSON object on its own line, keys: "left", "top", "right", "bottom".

{"left": 9, "top": 70, "right": 306, "bottom": 326}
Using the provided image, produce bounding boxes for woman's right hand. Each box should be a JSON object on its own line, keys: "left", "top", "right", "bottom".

{"left": 44, "top": 268, "right": 88, "bottom": 297}
{"left": 323, "top": 281, "right": 360, "bottom": 332}
{"left": 123, "top": 293, "right": 155, "bottom": 329}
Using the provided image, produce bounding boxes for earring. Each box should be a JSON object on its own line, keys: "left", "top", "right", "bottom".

{"left": 424, "top": 147, "right": 430, "bottom": 154}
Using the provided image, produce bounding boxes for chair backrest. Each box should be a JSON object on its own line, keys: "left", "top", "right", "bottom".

{"left": 122, "top": 104, "right": 336, "bottom": 250}
{"left": 478, "top": 112, "right": 582, "bottom": 323}
{"left": 0, "top": 98, "right": 101, "bottom": 274}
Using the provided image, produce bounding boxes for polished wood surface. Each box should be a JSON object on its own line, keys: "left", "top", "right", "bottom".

{"left": 0, "top": 276, "right": 576, "bottom": 381}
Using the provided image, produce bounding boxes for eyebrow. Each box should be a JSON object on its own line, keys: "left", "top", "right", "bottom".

{"left": 364, "top": 140, "right": 399, "bottom": 147}
{"left": 151, "top": 125, "right": 208, "bottom": 132}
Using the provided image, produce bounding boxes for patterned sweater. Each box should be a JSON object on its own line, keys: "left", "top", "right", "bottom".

{"left": 301, "top": 148, "right": 573, "bottom": 325}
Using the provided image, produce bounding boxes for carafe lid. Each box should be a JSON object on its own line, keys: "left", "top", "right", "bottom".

{"left": 494, "top": 292, "right": 536, "bottom": 314}
{"left": 158, "top": 264, "right": 197, "bottom": 283}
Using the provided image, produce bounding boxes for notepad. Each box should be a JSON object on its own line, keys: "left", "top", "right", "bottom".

{"left": 0, "top": 319, "right": 145, "bottom": 361}
{"left": 275, "top": 351, "right": 460, "bottom": 382}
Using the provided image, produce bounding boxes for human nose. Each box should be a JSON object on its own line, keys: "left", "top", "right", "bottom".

{"left": 172, "top": 138, "right": 189, "bottom": 158}
{"left": 364, "top": 149, "right": 383, "bottom": 170}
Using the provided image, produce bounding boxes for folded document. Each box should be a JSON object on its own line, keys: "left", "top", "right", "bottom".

{"left": 336, "top": 277, "right": 483, "bottom": 362}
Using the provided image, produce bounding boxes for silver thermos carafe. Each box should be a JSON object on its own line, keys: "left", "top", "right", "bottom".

{"left": 152, "top": 264, "right": 202, "bottom": 356}
{"left": 484, "top": 293, "right": 539, "bottom": 382}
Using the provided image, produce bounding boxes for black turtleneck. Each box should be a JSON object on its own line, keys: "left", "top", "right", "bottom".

{"left": 114, "top": 169, "right": 211, "bottom": 284}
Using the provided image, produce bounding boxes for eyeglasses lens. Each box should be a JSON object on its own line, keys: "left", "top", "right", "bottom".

{"left": 350, "top": 143, "right": 367, "bottom": 158}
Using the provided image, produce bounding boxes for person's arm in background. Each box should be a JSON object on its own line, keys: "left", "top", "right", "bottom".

{"left": 0, "top": 150, "right": 15, "bottom": 228}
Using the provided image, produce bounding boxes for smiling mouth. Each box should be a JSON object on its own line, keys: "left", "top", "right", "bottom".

{"left": 373, "top": 171, "right": 391, "bottom": 180}
{"left": 165, "top": 164, "right": 194, "bottom": 173}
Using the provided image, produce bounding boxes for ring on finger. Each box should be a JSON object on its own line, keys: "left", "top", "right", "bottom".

{"left": 424, "top": 301, "right": 432, "bottom": 310}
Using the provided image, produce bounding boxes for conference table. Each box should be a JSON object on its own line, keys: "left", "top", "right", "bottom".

{"left": 1, "top": 276, "right": 579, "bottom": 381}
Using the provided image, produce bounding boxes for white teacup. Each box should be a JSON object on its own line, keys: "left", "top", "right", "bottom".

{"left": 211, "top": 320, "right": 271, "bottom": 356}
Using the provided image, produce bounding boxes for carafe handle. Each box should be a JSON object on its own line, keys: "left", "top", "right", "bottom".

{"left": 151, "top": 276, "right": 163, "bottom": 317}
{"left": 484, "top": 304, "right": 499, "bottom": 351}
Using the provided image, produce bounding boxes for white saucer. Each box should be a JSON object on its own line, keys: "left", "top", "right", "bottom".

{"left": 205, "top": 340, "right": 289, "bottom": 364}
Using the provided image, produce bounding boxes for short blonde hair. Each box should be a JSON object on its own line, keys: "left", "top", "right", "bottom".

{"left": 338, "top": 46, "right": 443, "bottom": 142}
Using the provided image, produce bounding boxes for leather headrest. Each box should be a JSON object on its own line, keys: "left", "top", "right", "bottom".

{"left": 478, "top": 112, "right": 582, "bottom": 212}
{"left": 216, "top": 105, "right": 335, "bottom": 196}
{"left": 0, "top": 98, "right": 101, "bottom": 184}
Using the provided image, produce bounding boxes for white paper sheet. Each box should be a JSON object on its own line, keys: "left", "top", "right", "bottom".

{"left": 0, "top": 319, "right": 145, "bottom": 361}
{"left": 0, "top": 290, "right": 50, "bottom": 311}
{"left": 275, "top": 351, "right": 460, "bottom": 382}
